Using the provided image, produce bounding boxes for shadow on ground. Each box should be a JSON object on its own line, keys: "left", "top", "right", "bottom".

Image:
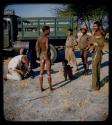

{"left": 78, "top": 59, "right": 108, "bottom": 71}
{"left": 47, "top": 69, "right": 92, "bottom": 90}
{"left": 100, "top": 75, "right": 109, "bottom": 88}
{"left": 101, "top": 61, "right": 109, "bottom": 68}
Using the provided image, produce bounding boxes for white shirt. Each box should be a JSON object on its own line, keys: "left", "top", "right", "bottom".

{"left": 8, "top": 55, "right": 23, "bottom": 70}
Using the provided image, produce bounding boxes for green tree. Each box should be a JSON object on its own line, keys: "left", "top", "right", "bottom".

{"left": 55, "top": 1, "right": 108, "bottom": 32}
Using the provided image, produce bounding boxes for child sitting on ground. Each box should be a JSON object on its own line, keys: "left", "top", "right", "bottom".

{"left": 62, "top": 59, "right": 73, "bottom": 81}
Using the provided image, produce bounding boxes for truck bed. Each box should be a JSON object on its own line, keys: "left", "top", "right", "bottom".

{"left": 17, "top": 17, "right": 77, "bottom": 39}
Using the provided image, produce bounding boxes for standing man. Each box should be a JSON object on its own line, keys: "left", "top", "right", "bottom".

{"left": 65, "top": 28, "right": 78, "bottom": 72}
{"left": 35, "top": 25, "right": 53, "bottom": 91}
{"left": 89, "top": 21, "right": 105, "bottom": 91}
{"left": 78, "top": 26, "right": 90, "bottom": 75}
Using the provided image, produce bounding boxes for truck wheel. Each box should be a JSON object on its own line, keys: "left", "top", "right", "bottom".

{"left": 49, "top": 44, "right": 57, "bottom": 63}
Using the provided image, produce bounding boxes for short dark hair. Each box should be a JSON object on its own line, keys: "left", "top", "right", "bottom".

{"left": 68, "top": 28, "right": 73, "bottom": 32}
{"left": 62, "top": 59, "right": 68, "bottom": 65}
{"left": 42, "top": 25, "right": 50, "bottom": 32}
{"left": 94, "top": 21, "right": 101, "bottom": 26}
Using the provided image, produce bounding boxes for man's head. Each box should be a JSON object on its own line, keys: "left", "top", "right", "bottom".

{"left": 67, "top": 28, "right": 73, "bottom": 36}
{"left": 21, "top": 55, "right": 29, "bottom": 65}
{"left": 42, "top": 25, "right": 50, "bottom": 35}
{"left": 80, "top": 26, "right": 88, "bottom": 34}
{"left": 19, "top": 48, "right": 26, "bottom": 55}
{"left": 62, "top": 59, "right": 68, "bottom": 66}
{"left": 93, "top": 21, "right": 101, "bottom": 31}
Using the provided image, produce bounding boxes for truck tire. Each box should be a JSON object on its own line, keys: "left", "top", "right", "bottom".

{"left": 49, "top": 44, "right": 57, "bottom": 63}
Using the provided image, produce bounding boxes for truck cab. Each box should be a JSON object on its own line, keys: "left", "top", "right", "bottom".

{"left": 3, "top": 10, "right": 18, "bottom": 51}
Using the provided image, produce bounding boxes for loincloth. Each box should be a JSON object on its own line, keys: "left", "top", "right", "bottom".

{"left": 40, "top": 52, "right": 50, "bottom": 62}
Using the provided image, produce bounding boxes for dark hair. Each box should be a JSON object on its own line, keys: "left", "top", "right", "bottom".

{"left": 94, "top": 21, "right": 101, "bottom": 26}
{"left": 68, "top": 28, "right": 73, "bottom": 32}
{"left": 62, "top": 59, "right": 68, "bottom": 65}
{"left": 42, "top": 25, "right": 50, "bottom": 32}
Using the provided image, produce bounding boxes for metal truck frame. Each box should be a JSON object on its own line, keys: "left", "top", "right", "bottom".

{"left": 3, "top": 11, "right": 78, "bottom": 67}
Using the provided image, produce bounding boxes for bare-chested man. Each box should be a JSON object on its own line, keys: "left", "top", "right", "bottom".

{"left": 35, "top": 25, "right": 53, "bottom": 91}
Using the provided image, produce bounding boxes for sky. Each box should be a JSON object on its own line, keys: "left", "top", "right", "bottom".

{"left": 4, "top": 4, "right": 64, "bottom": 17}
{"left": 4, "top": 4, "right": 108, "bottom": 30}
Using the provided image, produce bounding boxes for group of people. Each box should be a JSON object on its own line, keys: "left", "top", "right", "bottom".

{"left": 64, "top": 21, "right": 105, "bottom": 91}
{"left": 4, "top": 21, "right": 105, "bottom": 92}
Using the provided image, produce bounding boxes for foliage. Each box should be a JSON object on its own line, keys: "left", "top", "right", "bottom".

{"left": 54, "top": 2, "right": 108, "bottom": 32}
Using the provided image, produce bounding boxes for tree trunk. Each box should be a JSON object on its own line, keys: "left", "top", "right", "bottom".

{"left": 76, "top": 15, "right": 79, "bottom": 37}
{"left": 86, "top": 15, "right": 91, "bottom": 32}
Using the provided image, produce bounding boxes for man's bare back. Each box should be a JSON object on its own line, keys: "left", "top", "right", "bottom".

{"left": 37, "top": 35, "right": 50, "bottom": 61}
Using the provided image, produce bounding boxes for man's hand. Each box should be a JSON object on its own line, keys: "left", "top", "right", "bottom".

{"left": 74, "top": 41, "right": 78, "bottom": 46}
{"left": 15, "top": 69, "right": 24, "bottom": 75}
{"left": 94, "top": 42, "right": 98, "bottom": 46}
{"left": 19, "top": 70, "right": 24, "bottom": 75}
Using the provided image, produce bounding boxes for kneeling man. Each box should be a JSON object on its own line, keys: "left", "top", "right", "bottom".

{"left": 4, "top": 55, "right": 30, "bottom": 81}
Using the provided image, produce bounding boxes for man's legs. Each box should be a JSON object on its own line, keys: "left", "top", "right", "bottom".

{"left": 70, "top": 53, "right": 77, "bottom": 72}
{"left": 64, "top": 69, "right": 67, "bottom": 81}
{"left": 68, "top": 67, "right": 73, "bottom": 80}
{"left": 39, "top": 60, "right": 45, "bottom": 91}
{"left": 92, "top": 53, "right": 100, "bottom": 90}
{"left": 84, "top": 50, "right": 89, "bottom": 75}
{"left": 46, "top": 59, "right": 53, "bottom": 91}
{"left": 71, "top": 58, "right": 77, "bottom": 71}
{"left": 80, "top": 50, "right": 85, "bottom": 73}
{"left": 96, "top": 62, "right": 100, "bottom": 88}
{"left": 96, "top": 57, "right": 102, "bottom": 88}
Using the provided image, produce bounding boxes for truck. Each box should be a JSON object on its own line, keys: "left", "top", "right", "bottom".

{"left": 3, "top": 10, "right": 78, "bottom": 68}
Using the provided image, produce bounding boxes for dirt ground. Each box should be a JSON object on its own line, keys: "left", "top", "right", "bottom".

{"left": 3, "top": 42, "right": 109, "bottom": 121}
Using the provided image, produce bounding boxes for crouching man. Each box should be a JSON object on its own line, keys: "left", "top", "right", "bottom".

{"left": 3, "top": 55, "right": 30, "bottom": 81}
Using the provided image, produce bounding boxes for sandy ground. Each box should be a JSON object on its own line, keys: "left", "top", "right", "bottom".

{"left": 3, "top": 42, "right": 109, "bottom": 121}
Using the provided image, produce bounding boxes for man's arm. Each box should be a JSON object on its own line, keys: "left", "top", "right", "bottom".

{"left": 87, "top": 35, "right": 94, "bottom": 48}
{"left": 35, "top": 38, "right": 39, "bottom": 48}
{"left": 73, "top": 40, "right": 78, "bottom": 46}
{"left": 45, "top": 38, "right": 49, "bottom": 57}
{"left": 72, "top": 37, "right": 78, "bottom": 50}
{"left": 14, "top": 68, "right": 24, "bottom": 75}
{"left": 35, "top": 38, "right": 41, "bottom": 57}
